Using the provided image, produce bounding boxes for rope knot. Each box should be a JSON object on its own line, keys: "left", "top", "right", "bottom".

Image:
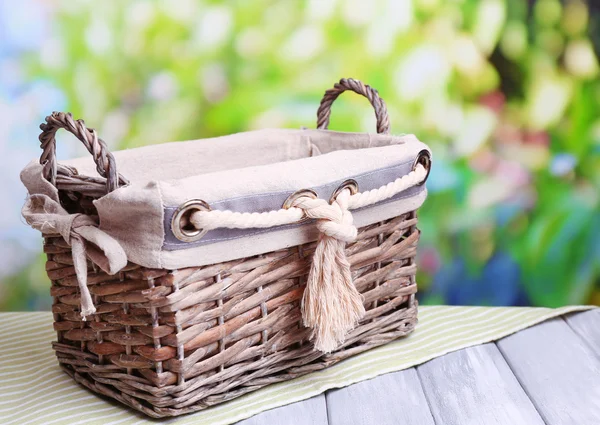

{"left": 316, "top": 218, "right": 357, "bottom": 242}
{"left": 294, "top": 190, "right": 358, "bottom": 243}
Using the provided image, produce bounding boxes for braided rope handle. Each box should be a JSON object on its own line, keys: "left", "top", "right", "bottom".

{"left": 317, "top": 78, "right": 390, "bottom": 134}
{"left": 39, "top": 112, "right": 128, "bottom": 193}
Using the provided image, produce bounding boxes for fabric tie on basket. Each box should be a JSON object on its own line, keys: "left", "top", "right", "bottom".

{"left": 22, "top": 193, "right": 127, "bottom": 318}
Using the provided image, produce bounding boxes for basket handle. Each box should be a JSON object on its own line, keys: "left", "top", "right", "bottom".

{"left": 39, "top": 112, "right": 127, "bottom": 193}
{"left": 316, "top": 78, "right": 390, "bottom": 134}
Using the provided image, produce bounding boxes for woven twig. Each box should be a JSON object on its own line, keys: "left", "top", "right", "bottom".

{"left": 39, "top": 112, "right": 128, "bottom": 193}
{"left": 317, "top": 78, "right": 390, "bottom": 134}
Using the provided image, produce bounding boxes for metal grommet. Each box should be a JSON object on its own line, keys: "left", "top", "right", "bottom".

{"left": 413, "top": 150, "right": 432, "bottom": 185}
{"left": 283, "top": 189, "right": 318, "bottom": 209}
{"left": 171, "top": 199, "right": 211, "bottom": 242}
{"left": 330, "top": 179, "right": 359, "bottom": 203}
{"left": 283, "top": 189, "right": 318, "bottom": 222}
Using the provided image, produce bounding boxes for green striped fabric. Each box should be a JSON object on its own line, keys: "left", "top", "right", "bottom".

{"left": 0, "top": 305, "right": 594, "bottom": 425}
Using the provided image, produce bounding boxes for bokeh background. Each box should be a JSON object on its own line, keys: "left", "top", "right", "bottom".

{"left": 1, "top": 0, "right": 599, "bottom": 311}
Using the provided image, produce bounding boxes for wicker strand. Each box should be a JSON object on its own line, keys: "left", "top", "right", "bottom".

{"left": 39, "top": 112, "right": 128, "bottom": 193}
{"left": 317, "top": 78, "right": 390, "bottom": 134}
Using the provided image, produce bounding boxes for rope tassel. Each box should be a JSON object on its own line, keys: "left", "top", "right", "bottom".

{"left": 295, "top": 190, "right": 364, "bottom": 353}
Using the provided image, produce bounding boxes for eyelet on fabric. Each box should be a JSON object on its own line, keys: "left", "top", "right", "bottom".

{"left": 413, "top": 150, "right": 432, "bottom": 185}
{"left": 283, "top": 189, "right": 318, "bottom": 223}
{"left": 171, "top": 199, "right": 211, "bottom": 242}
{"left": 282, "top": 189, "right": 318, "bottom": 209}
{"left": 330, "top": 179, "right": 359, "bottom": 204}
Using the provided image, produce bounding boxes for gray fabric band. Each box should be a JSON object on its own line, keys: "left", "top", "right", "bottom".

{"left": 163, "top": 158, "right": 423, "bottom": 250}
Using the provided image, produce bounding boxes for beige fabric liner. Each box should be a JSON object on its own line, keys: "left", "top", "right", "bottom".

{"left": 22, "top": 129, "right": 430, "bottom": 269}
{"left": 61, "top": 129, "right": 414, "bottom": 184}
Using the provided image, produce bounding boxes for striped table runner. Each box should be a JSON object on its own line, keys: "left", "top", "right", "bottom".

{"left": 0, "top": 305, "right": 594, "bottom": 425}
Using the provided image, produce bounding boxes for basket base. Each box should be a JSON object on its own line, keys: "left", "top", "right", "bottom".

{"left": 55, "top": 304, "right": 417, "bottom": 418}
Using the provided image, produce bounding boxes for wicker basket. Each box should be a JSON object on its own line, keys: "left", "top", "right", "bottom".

{"left": 22, "top": 78, "right": 431, "bottom": 417}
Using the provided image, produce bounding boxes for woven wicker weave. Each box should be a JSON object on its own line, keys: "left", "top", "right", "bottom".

{"left": 37, "top": 78, "right": 425, "bottom": 417}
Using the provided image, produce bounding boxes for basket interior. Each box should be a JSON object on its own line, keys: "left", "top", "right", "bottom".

{"left": 59, "top": 129, "right": 408, "bottom": 187}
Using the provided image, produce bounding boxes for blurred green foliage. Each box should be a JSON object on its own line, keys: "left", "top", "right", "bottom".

{"left": 1, "top": 0, "right": 599, "bottom": 310}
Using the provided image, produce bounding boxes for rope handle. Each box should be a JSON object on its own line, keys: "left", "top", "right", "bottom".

{"left": 317, "top": 78, "right": 390, "bottom": 134}
{"left": 39, "top": 112, "right": 128, "bottom": 193}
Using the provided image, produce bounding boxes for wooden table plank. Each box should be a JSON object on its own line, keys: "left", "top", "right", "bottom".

{"left": 564, "top": 309, "right": 600, "bottom": 357}
{"left": 236, "top": 394, "right": 328, "bottom": 425}
{"left": 325, "top": 368, "right": 435, "bottom": 425}
{"left": 497, "top": 317, "right": 600, "bottom": 425}
{"left": 417, "top": 343, "right": 545, "bottom": 425}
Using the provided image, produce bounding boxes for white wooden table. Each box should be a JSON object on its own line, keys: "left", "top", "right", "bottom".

{"left": 237, "top": 309, "right": 600, "bottom": 425}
